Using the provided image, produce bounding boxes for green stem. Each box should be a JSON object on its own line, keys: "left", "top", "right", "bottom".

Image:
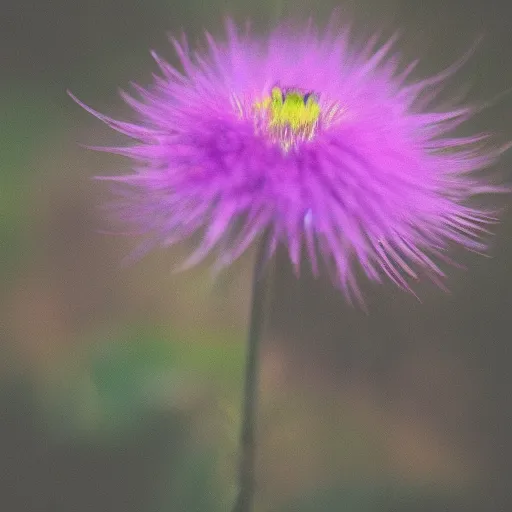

{"left": 232, "top": 239, "right": 270, "bottom": 512}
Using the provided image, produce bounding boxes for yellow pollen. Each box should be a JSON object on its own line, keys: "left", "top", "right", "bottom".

{"left": 253, "top": 87, "right": 321, "bottom": 150}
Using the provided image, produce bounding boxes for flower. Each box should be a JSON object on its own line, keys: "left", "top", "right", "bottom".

{"left": 72, "top": 16, "right": 506, "bottom": 303}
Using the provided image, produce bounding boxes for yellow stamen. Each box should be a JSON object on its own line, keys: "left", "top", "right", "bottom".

{"left": 253, "top": 86, "right": 321, "bottom": 151}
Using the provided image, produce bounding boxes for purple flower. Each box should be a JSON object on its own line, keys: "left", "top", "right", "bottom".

{"left": 72, "top": 17, "right": 506, "bottom": 303}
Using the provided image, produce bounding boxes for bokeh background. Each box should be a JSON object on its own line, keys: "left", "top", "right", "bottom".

{"left": 2, "top": 1, "right": 512, "bottom": 511}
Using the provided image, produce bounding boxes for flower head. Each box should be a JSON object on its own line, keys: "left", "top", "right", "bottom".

{"left": 73, "top": 17, "right": 506, "bottom": 303}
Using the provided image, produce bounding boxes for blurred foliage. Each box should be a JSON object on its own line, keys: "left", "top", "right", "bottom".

{"left": 39, "top": 325, "right": 243, "bottom": 437}
{"left": 0, "top": 326, "right": 237, "bottom": 511}
{"left": 280, "top": 483, "right": 478, "bottom": 512}
{"left": 155, "top": 446, "right": 231, "bottom": 512}
{"left": 0, "top": 85, "right": 64, "bottom": 283}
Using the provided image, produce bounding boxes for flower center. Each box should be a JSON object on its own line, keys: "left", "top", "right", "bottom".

{"left": 253, "top": 87, "right": 321, "bottom": 151}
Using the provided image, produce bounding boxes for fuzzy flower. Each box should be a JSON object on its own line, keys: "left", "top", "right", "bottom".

{"left": 72, "top": 17, "right": 506, "bottom": 303}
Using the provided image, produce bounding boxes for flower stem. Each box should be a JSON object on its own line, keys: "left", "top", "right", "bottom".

{"left": 232, "top": 239, "right": 270, "bottom": 512}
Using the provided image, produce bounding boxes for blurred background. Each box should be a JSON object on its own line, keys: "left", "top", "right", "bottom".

{"left": 2, "top": 1, "right": 512, "bottom": 511}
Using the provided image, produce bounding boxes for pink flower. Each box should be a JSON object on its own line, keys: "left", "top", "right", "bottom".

{"left": 72, "top": 17, "right": 506, "bottom": 303}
